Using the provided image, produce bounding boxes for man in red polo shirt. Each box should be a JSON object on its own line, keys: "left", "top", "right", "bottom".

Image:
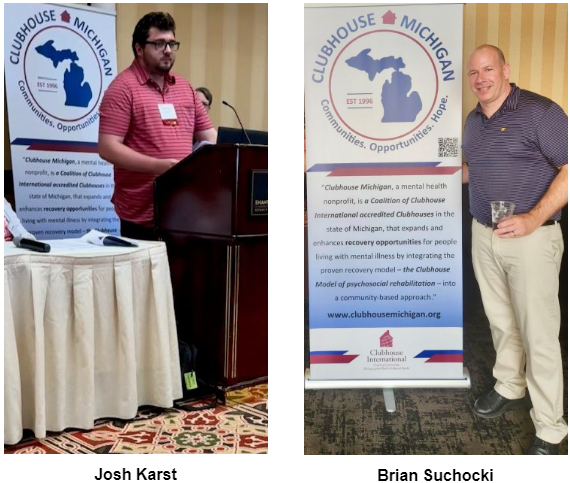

{"left": 99, "top": 12, "right": 216, "bottom": 240}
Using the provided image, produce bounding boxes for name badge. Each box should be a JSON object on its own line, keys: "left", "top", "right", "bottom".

{"left": 158, "top": 103, "right": 177, "bottom": 121}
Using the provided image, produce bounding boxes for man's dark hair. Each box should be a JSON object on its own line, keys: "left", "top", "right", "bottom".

{"left": 196, "top": 87, "right": 213, "bottom": 107}
{"left": 132, "top": 12, "right": 176, "bottom": 57}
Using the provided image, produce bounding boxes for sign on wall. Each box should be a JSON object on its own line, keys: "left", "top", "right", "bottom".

{"left": 305, "top": 4, "right": 464, "bottom": 381}
{"left": 5, "top": 3, "right": 118, "bottom": 239}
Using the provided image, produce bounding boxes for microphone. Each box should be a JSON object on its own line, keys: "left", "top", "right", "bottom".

{"left": 222, "top": 100, "right": 252, "bottom": 144}
{"left": 13, "top": 236, "right": 51, "bottom": 253}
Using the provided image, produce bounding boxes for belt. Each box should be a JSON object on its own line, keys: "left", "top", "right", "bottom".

{"left": 476, "top": 218, "right": 556, "bottom": 228}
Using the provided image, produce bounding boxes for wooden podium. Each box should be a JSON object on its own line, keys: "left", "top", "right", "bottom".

{"left": 154, "top": 144, "right": 268, "bottom": 391}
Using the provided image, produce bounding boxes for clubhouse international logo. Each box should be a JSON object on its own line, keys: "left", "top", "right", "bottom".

{"left": 380, "top": 330, "right": 393, "bottom": 348}
{"left": 368, "top": 331, "right": 406, "bottom": 364}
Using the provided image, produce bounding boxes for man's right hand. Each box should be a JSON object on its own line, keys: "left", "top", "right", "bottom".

{"left": 161, "top": 158, "right": 179, "bottom": 172}
{"left": 152, "top": 158, "right": 179, "bottom": 175}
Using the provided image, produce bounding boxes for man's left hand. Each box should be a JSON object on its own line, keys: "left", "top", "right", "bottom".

{"left": 494, "top": 213, "right": 540, "bottom": 238}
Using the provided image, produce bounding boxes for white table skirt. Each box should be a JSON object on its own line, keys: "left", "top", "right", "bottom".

{"left": 4, "top": 241, "right": 182, "bottom": 445}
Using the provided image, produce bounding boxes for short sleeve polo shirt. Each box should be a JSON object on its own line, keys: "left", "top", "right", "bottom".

{"left": 99, "top": 60, "right": 213, "bottom": 225}
{"left": 462, "top": 83, "right": 568, "bottom": 224}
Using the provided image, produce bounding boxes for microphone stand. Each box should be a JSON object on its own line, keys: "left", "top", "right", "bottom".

{"left": 222, "top": 100, "right": 252, "bottom": 144}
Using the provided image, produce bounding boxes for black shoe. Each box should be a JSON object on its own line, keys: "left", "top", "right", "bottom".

{"left": 526, "top": 437, "right": 560, "bottom": 455}
{"left": 473, "top": 389, "right": 523, "bottom": 419}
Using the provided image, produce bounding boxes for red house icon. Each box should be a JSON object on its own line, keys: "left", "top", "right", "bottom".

{"left": 382, "top": 10, "right": 396, "bottom": 25}
{"left": 380, "top": 330, "right": 393, "bottom": 347}
{"left": 61, "top": 10, "right": 71, "bottom": 23}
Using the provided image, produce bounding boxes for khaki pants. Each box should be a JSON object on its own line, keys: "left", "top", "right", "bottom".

{"left": 471, "top": 219, "right": 567, "bottom": 444}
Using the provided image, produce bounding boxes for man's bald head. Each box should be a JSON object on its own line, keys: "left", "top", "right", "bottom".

{"left": 469, "top": 44, "right": 506, "bottom": 67}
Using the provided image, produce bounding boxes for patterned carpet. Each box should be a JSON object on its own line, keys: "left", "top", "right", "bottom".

{"left": 305, "top": 287, "right": 569, "bottom": 455}
{"left": 5, "top": 384, "right": 268, "bottom": 454}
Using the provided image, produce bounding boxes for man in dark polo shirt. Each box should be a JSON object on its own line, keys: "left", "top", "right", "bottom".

{"left": 98, "top": 12, "right": 216, "bottom": 240}
{"left": 462, "top": 44, "right": 568, "bottom": 455}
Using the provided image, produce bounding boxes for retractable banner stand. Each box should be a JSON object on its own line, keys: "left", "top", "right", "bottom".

{"left": 5, "top": 3, "right": 118, "bottom": 239}
{"left": 305, "top": 4, "right": 468, "bottom": 392}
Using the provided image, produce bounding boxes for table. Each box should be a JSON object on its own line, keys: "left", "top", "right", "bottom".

{"left": 4, "top": 240, "right": 182, "bottom": 445}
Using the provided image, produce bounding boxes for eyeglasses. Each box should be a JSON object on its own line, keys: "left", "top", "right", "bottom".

{"left": 201, "top": 101, "right": 211, "bottom": 111}
{"left": 144, "top": 41, "right": 180, "bottom": 52}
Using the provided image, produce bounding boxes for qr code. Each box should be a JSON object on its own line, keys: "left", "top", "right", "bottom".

{"left": 438, "top": 137, "right": 458, "bottom": 157}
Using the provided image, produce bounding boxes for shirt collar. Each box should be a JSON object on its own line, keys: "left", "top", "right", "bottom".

{"left": 130, "top": 60, "right": 175, "bottom": 86}
{"left": 475, "top": 83, "right": 520, "bottom": 116}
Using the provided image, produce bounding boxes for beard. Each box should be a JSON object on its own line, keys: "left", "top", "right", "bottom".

{"left": 156, "top": 56, "right": 174, "bottom": 73}
{"left": 143, "top": 50, "right": 174, "bottom": 75}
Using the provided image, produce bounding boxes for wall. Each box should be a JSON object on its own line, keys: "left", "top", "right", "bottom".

{"left": 4, "top": 3, "right": 268, "bottom": 171}
{"left": 463, "top": 3, "right": 568, "bottom": 123}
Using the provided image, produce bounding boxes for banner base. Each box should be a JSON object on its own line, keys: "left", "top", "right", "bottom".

{"left": 305, "top": 368, "right": 470, "bottom": 412}
{"left": 383, "top": 388, "right": 396, "bottom": 413}
{"left": 304, "top": 367, "right": 471, "bottom": 390}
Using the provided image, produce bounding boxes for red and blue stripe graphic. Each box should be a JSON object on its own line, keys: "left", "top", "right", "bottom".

{"left": 307, "top": 161, "right": 461, "bottom": 178}
{"left": 310, "top": 350, "right": 359, "bottom": 364}
{"left": 311, "top": 350, "right": 461, "bottom": 364}
{"left": 12, "top": 138, "right": 98, "bottom": 154}
{"left": 414, "top": 350, "right": 463, "bottom": 363}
